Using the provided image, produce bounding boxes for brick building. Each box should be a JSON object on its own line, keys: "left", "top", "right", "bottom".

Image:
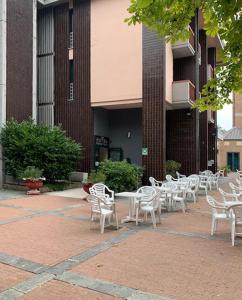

{"left": 0, "top": 0, "right": 222, "bottom": 185}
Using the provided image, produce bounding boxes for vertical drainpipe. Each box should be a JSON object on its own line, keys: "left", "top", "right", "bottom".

{"left": 195, "top": 8, "right": 200, "bottom": 173}
{"left": 0, "top": 0, "right": 7, "bottom": 187}
{"left": 32, "top": 0, "right": 37, "bottom": 123}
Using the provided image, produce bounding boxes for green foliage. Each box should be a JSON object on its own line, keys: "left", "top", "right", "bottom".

{"left": 220, "top": 165, "right": 231, "bottom": 173}
{"left": 1, "top": 119, "right": 82, "bottom": 181}
{"left": 166, "top": 160, "right": 181, "bottom": 178}
{"left": 98, "top": 160, "right": 143, "bottom": 192}
{"left": 87, "top": 171, "right": 106, "bottom": 184}
{"left": 126, "top": 0, "right": 242, "bottom": 111}
{"left": 19, "top": 166, "right": 43, "bottom": 181}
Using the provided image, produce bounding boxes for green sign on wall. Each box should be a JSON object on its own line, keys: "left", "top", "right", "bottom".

{"left": 142, "top": 148, "right": 148, "bottom": 156}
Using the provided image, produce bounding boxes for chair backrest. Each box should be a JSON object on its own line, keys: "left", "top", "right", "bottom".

{"left": 206, "top": 195, "right": 225, "bottom": 214}
{"left": 166, "top": 175, "right": 173, "bottom": 182}
{"left": 88, "top": 194, "right": 102, "bottom": 213}
{"left": 162, "top": 182, "right": 177, "bottom": 190}
{"left": 219, "top": 187, "right": 238, "bottom": 202}
{"left": 236, "top": 179, "right": 242, "bottom": 187}
{"left": 137, "top": 186, "right": 157, "bottom": 202}
{"left": 219, "top": 169, "right": 225, "bottom": 177}
{"left": 149, "top": 177, "right": 162, "bottom": 187}
{"left": 90, "top": 183, "right": 105, "bottom": 196}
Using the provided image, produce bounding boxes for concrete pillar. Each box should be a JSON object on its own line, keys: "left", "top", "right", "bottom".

{"left": 0, "top": 0, "right": 7, "bottom": 187}
{"left": 32, "top": 0, "right": 37, "bottom": 122}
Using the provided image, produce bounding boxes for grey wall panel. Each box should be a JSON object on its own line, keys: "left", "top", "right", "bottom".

{"left": 38, "top": 8, "right": 54, "bottom": 55}
{"left": 37, "top": 6, "right": 54, "bottom": 126}
{"left": 37, "top": 55, "right": 54, "bottom": 104}
{"left": 38, "top": 104, "right": 54, "bottom": 126}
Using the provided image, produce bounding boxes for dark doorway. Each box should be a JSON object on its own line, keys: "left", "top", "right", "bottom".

{"left": 227, "top": 152, "right": 240, "bottom": 171}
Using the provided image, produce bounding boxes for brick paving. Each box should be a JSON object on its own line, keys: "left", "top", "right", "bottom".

{"left": 0, "top": 175, "right": 241, "bottom": 299}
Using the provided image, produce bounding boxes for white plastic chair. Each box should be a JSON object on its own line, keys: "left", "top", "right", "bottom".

{"left": 88, "top": 194, "right": 118, "bottom": 234}
{"left": 236, "top": 170, "right": 242, "bottom": 180}
{"left": 135, "top": 186, "right": 160, "bottom": 228}
{"left": 236, "top": 179, "right": 242, "bottom": 188}
{"left": 149, "top": 177, "right": 163, "bottom": 187}
{"left": 229, "top": 204, "right": 242, "bottom": 246}
{"left": 199, "top": 176, "right": 208, "bottom": 195}
{"left": 89, "top": 183, "right": 114, "bottom": 205}
{"left": 219, "top": 169, "right": 225, "bottom": 177}
{"left": 206, "top": 196, "right": 229, "bottom": 236}
{"left": 166, "top": 175, "right": 178, "bottom": 182}
{"left": 176, "top": 171, "right": 186, "bottom": 179}
{"left": 171, "top": 185, "right": 187, "bottom": 213}
{"left": 187, "top": 175, "right": 200, "bottom": 202}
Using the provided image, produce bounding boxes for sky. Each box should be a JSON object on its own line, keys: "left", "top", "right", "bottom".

{"left": 217, "top": 104, "right": 233, "bottom": 130}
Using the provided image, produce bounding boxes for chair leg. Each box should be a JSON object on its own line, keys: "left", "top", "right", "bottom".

{"left": 115, "top": 212, "right": 119, "bottom": 230}
{"left": 158, "top": 204, "right": 161, "bottom": 224}
{"left": 150, "top": 210, "right": 156, "bottom": 229}
{"left": 231, "top": 222, "right": 235, "bottom": 246}
{"left": 135, "top": 207, "right": 139, "bottom": 226}
{"left": 100, "top": 215, "right": 106, "bottom": 234}
{"left": 211, "top": 217, "right": 215, "bottom": 235}
{"left": 144, "top": 211, "right": 148, "bottom": 222}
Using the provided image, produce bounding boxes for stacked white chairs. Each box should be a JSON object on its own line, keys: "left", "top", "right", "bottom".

{"left": 229, "top": 204, "right": 242, "bottom": 246}
{"left": 88, "top": 194, "right": 118, "bottom": 234}
{"left": 135, "top": 186, "right": 160, "bottom": 228}
{"left": 206, "top": 195, "right": 229, "bottom": 236}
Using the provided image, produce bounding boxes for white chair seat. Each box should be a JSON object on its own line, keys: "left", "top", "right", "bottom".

{"left": 101, "top": 208, "right": 113, "bottom": 216}
{"left": 214, "top": 213, "right": 228, "bottom": 219}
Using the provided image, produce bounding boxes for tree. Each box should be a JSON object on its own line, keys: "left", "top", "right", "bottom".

{"left": 125, "top": 0, "right": 242, "bottom": 111}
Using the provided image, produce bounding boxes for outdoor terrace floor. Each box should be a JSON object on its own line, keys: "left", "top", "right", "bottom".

{"left": 0, "top": 174, "right": 241, "bottom": 299}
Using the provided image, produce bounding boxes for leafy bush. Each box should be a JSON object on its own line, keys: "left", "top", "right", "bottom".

{"left": 1, "top": 119, "right": 82, "bottom": 181}
{"left": 20, "top": 166, "right": 44, "bottom": 181}
{"left": 166, "top": 160, "right": 181, "bottom": 178}
{"left": 98, "top": 160, "right": 143, "bottom": 192}
{"left": 87, "top": 171, "right": 106, "bottom": 184}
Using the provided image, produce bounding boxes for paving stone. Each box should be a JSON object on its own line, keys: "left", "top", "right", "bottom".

{"left": 0, "top": 252, "right": 48, "bottom": 274}
{"left": 128, "top": 291, "right": 172, "bottom": 300}
{"left": 0, "top": 288, "right": 23, "bottom": 300}
{"left": 57, "top": 272, "right": 135, "bottom": 299}
{"left": 14, "top": 273, "right": 55, "bottom": 294}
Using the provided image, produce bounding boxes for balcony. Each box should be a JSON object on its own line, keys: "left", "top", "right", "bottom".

{"left": 172, "top": 80, "right": 196, "bottom": 108}
{"left": 172, "top": 26, "right": 195, "bottom": 59}
{"left": 207, "top": 110, "right": 215, "bottom": 123}
{"left": 207, "top": 64, "right": 214, "bottom": 80}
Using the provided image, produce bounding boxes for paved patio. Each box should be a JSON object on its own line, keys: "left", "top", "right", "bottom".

{"left": 0, "top": 175, "right": 241, "bottom": 299}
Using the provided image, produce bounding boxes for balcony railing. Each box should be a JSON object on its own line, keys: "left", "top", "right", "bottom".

{"left": 172, "top": 80, "right": 196, "bottom": 108}
{"left": 172, "top": 26, "right": 195, "bottom": 59}
{"left": 207, "top": 64, "right": 214, "bottom": 80}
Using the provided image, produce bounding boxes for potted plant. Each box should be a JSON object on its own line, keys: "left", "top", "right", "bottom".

{"left": 223, "top": 165, "right": 231, "bottom": 177}
{"left": 20, "top": 166, "right": 46, "bottom": 195}
{"left": 82, "top": 170, "right": 106, "bottom": 194}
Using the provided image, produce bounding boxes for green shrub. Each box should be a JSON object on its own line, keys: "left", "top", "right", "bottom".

{"left": 166, "top": 160, "right": 181, "bottom": 178}
{"left": 98, "top": 160, "right": 143, "bottom": 192}
{"left": 19, "top": 166, "right": 43, "bottom": 181}
{"left": 1, "top": 119, "right": 82, "bottom": 181}
{"left": 87, "top": 171, "right": 106, "bottom": 184}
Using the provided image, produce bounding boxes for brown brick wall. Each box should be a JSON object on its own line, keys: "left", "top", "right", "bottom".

{"left": 54, "top": 0, "right": 92, "bottom": 172}
{"left": 6, "top": 0, "right": 33, "bottom": 121}
{"left": 142, "top": 27, "right": 166, "bottom": 181}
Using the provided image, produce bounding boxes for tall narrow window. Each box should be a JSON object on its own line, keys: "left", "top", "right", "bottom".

{"left": 69, "top": 60, "right": 74, "bottom": 101}
{"left": 69, "top": 9, "right": 73, "bottom": 48}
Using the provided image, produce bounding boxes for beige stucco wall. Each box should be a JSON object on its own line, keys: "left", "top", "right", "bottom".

{"left": 165, "top": 42, "right": 173, "bottom": 103}
{"left": 234, "top": 93, "right": 242, "bottom": 128}
{"left": 91, "top": 0, "right": 142, "bottom": 106}
{"left": 217, "top": 140, "right": 242, "bottom": 169}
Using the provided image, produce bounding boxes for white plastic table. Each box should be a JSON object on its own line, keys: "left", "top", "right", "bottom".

{"left": 115, "top": 192, "right": 146, "bottom": 223}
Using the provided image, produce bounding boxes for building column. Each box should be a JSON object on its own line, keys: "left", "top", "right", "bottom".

{"left": 142, "top": 27, "right": 166, "bottom": 181}
{"left": 0, "top": 0, "right": 7, "bottom": 187}
{"left": 32, "top": 0, "right": 37, "bottom": 122}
